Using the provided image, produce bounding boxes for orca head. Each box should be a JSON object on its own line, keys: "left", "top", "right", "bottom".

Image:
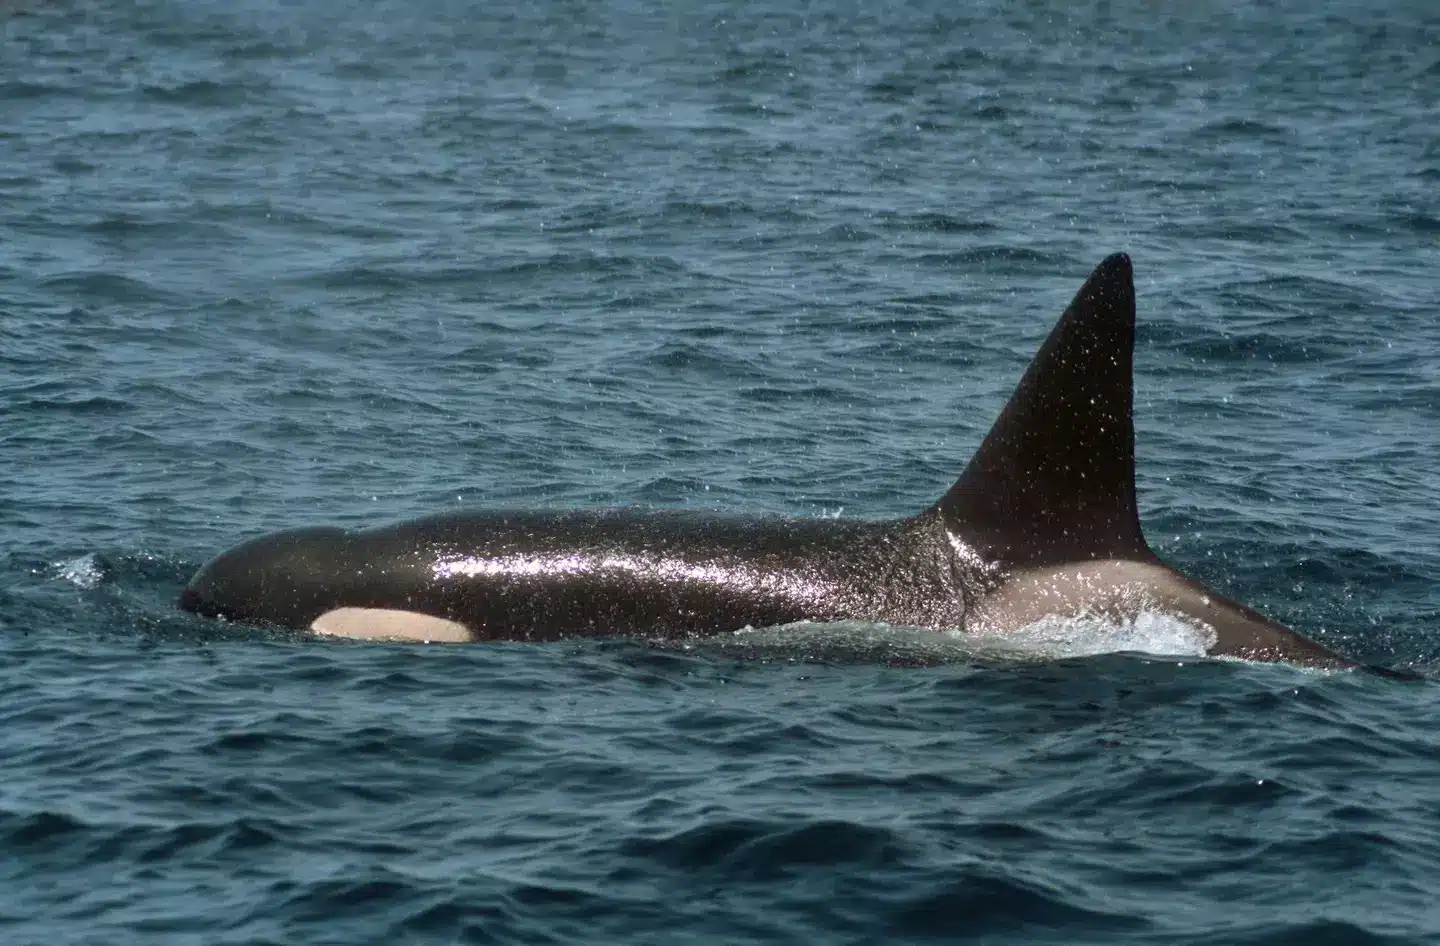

{"left": 179, "top": 526, "right": 351, "bottom": 628}
{"left": 180, "top": 526, "right": 474, "bottom": 642}
{"left": 933, "top": 254, "right": 1360, "bottom": 670}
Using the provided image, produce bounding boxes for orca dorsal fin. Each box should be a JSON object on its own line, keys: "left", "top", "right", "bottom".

{"left": 937, "top": 253, "right": 1154, "bottom": 567}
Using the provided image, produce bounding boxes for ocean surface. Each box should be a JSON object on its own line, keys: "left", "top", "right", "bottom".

{"left": 3, "top": 0, "right": 1439, "bottom": 942}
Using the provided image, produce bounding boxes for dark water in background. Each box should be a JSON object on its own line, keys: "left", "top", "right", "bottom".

{"left": 3, "top": 0, "right": 1439, "bottom": 942}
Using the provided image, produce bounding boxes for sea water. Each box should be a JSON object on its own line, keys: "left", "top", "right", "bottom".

{"left": 2, "top": 1, "right": 1438, "bottom": 942}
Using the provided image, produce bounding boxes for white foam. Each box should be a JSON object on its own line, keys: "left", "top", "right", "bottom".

{"left": 959, "top": 607, "right": 1218, "bottom": 660}
{"left": 710, "top": 620, "right": 976, "bottom": 664}
{"left": 52, "top": 554, "right": 104, "bottom": 589}
{"left": 701, "top": 608, "right": 1217, "bottom": 664}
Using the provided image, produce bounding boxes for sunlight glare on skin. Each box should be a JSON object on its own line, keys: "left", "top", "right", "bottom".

{"left": 431, "top": 551, "right": 839, "bottom": 600}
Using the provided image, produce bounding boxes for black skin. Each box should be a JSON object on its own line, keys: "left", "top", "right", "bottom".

{"left": 179, "top": 507, "right": 974, "bottom": 641}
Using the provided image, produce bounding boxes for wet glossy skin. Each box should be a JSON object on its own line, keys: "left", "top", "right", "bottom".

{"left": 180, "top": 508, "right": 975, "bottom": 641}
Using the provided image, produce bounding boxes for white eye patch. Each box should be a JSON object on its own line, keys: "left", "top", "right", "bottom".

{"left": 310, "top": 607, "right": 471, "bottom": 643}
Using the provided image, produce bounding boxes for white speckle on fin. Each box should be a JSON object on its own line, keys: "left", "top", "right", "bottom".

{"left": 310, "top": 607, "right": 472, "bottom": 643}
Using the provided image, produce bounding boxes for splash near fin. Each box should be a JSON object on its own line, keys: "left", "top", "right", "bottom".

{"left": 938, "top": 253, "right": 1154, "bottom": 567}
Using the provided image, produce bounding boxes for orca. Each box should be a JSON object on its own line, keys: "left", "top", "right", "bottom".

{"left": 177, "top": 254, "right": 1372, "bottom": 671}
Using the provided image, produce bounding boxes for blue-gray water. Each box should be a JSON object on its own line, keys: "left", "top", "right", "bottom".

{"left": 3, "top": 1, "right": 1439, "bottom": 943}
